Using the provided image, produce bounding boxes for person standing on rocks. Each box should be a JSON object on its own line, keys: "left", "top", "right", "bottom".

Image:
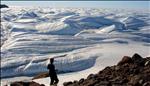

{"left": 47, "top": 58, "right": 59, "bottom": 86}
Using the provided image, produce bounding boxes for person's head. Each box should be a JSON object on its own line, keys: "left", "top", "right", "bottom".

{"left": 50, "top": 58, "right": 54, "bottom": 64}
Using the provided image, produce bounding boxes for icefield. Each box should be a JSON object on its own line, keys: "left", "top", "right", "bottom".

{"left": 1, "top": 7, "right": 150, "bottom": 85}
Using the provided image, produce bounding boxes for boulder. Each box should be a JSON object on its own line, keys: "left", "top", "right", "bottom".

{"left": 117, "top": 56, "right": 133, "bottom": 65}
{"left": 9, "top": 81, "right": 45, "bottom": 86}
{"left": 87, "top": 74, "right": 96, "bottom": 80}
{"left": 78, "top": 78, "right": 84, "bottom": 84}
{"left": 132, "top": 53, "right": 144, "bottom": 66}
{"left": 63, "top": 82, "right": 73, "bottom": 86}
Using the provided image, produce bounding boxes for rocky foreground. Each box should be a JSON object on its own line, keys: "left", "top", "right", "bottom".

{"left": 5, "top": 81, "right": 44, "bottom": 86}
{"left": 63, "top": 53, "right": 150, "bottom": 86}
{"left": 6, "top": 53, "right": 150, "bottom": 86}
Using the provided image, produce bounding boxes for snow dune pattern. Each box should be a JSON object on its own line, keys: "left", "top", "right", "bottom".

{"left": 1, "top": 7, "right": 150, "bottom": 79}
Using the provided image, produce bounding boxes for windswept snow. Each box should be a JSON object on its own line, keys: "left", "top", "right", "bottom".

{"left": 1, "top": 7, "right": 150, "bottom": 86}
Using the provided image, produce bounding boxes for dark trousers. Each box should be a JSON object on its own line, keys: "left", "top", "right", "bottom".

{"left": 50, "top": 76, "right": 59, "bottom": 85}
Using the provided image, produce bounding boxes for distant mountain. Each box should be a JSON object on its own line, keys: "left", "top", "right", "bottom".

{"left": 0, "top": 4, "right": 9, "bottom": 9}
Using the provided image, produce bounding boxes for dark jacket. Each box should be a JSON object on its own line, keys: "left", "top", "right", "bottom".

{"left": 47, "top": 64, "right": 57, "bottom": 77}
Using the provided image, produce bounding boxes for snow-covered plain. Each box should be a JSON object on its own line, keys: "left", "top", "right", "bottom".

{"left": 1, "top": 7, "right": 150, "bottom": 86}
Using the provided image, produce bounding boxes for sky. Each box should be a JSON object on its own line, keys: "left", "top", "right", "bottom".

{"left": 1, "top": 1, "right": 150, "bottom": 10}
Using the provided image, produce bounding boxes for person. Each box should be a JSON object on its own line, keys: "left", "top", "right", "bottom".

{"left": 47, "top": 58, "right": 59, "bottom": 86}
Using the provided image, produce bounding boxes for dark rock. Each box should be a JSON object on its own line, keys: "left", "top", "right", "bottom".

{"left": 117, "top": 56, "right": 133, "bottom": 65}
{"left": 99, "top": 66, "right": 112, "bottom": 75}
{"left": 99, "top": 81, "right": 111, "bottom": 85}
{"left": 10, "top": 81, "right": 44, "bottom": 86}
{"left": 87, "top": 74, "right": 95, "bottom": 80}
{"left": 132, "top": 53, "right": 143, "bottom": 59}
{"left": 63, "top": 54, "right": 149, "bottom": 86}
{"left": 129, "top": 75, "right": 141, "bottom": 85}
{"left": 78, "top": 78, "right": 84, "bottom": 84}
{"left": 73, "top": 80, "right": 78, "bottom": 84}
{"left": 83, "top": 79, "right": 98, "bottom": 86}
{"left": 63, "top": 82, "right": 73, "bottom": 86}
{"left": 11, "top": 82, "right": 23, "bottom": 86}
{"left": 111, "top": 81, "right": 123, "bottom": 85}
{"left": 0, "top": 4, "right": 9, "bottom": 9}
{"left": 114, "top": 66, "right": 120, "bottom": 71}
{"left": 132, "top": 53, "right": 144, "bottom": 66}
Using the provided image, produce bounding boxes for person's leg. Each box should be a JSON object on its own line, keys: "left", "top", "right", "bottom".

{"left": 54, "top": 77, "right": 59, "bottom": 84}
{"left": 50, "top": 77, "right": 54, "bottom": 85}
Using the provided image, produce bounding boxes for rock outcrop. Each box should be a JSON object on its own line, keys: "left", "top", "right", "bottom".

{"left": 5, "top": 81, "right": 45, "bottom": 86}
{"left": 63, "top": 53, "right": 150, "bottom": 86}
{"left": 0, "top": 4, "right": 9, "bottom": 9}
